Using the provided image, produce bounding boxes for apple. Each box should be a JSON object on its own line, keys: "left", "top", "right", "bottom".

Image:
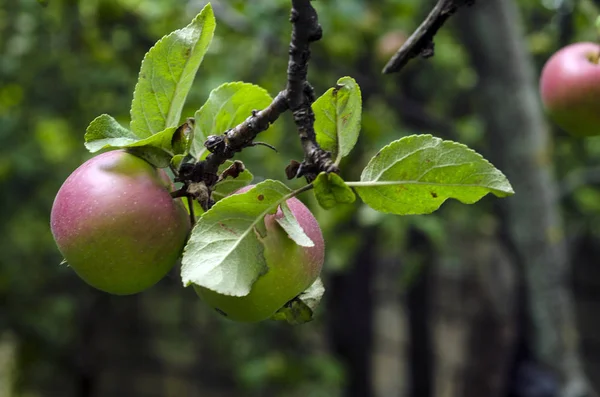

{"left": 194, "top": 185, "right": 325, "bottom": 322}
{"left": 539, "top": 42, "right": 600, "bottom": 137}
{"left": 51, "top": 150, "right": 190, "bottom": 295}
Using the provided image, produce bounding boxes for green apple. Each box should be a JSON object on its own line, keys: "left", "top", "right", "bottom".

{"left": 50, "top": 150, "right": 190, "bottom": 295}
{"left": 194, "top": 186, "right": 325, "bottom": 322}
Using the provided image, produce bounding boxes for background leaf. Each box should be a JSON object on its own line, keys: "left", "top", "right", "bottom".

{"left": 351, "top": 134, "right": 515, "bottom": 215}
{"left": 313, "top": 76, "right": 362, "bottom": 163}
{"left": 191, "top": 82, "right": 273, "bottom": 158}
{"left": 313, "top": 172, "right": 356, "bottom": 210}
{"left": 130, "top": 4, "right": 215, "bottom": 137}
{"left": 271, "top": 278, "right": 325, "bottom": 325}
{"left": 181, "top": 180, "right": 295, "bottom": 296}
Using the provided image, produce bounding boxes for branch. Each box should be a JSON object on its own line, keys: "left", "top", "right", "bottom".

{"left": 382, "top": 0, "right": 476, "bottom": 74}
{"left": 177, "top": 0, "right": 336, "bottom": 210}
{"left": 285, "top": 0, "right": 338, "bottom": 181}
{"left": 177, "top": 93, "right": 289, "bottom": 209}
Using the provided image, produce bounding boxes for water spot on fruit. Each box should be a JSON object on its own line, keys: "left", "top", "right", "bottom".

{"left": 257, "top": 194, "right": 264, "bottom": 201}
{"left": 215, "top": 308, "right": 228, "bottom": 317}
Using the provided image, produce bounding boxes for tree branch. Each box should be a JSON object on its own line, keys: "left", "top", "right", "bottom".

{"left": 286, "top": 0, "right": 338, "bottom": 181}
{"left": 178, "top": 0, "right": 335, "bottom": 210}
{"left": 382, "top": 0, "right": 476, "bottom": 74}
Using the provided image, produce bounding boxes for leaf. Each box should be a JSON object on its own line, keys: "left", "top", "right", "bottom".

{"left": 313, "top": 172, "right": 356, "bottom": 210}
{"left": 130, "top": 4, "right": 215, "bottom": 138}
{"left": 125, "top": 146, "right": 173, "bottom": 169}
{"left": 181, "top": 180, "right": 296, "bottom": 296}
{"left": 271, "top": 278, "right": 325, "bottom": 325}
{"left": 275, "top": 202, "right": 314, "bottom": 247}
{"left": 84, "top": 114, "right": 139, "bottom": 152}
{"left": 313, "top": 76, "right": 362, "bottom": 163}
{"left": 191, "top": 82, "right": 273, "bottom": 158}
{"left": 212, "top": 161, "right": 254, "bottom": 201}
{"left": 85, "top": 115, "right": 178, "bottom": 168}
{"left": 351, "top": 134, "right": 515, "bottom": 215}
{"left": 171, "top": 118, "right": 195, "bottom": 155}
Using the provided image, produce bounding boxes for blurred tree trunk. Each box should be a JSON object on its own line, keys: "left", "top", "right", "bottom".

{"left": 431, "top": 227, "right": 517, "bottom": 397}
{"left": 327, "top": 226, "right": 376, "bottom": 397}
{"left": 456, "top": 1, "right": 594, "bottom": 396}
{"left": 573, "top": 233, "right": 600, "bottom": 392}
{"left": 405, "top": 229, "right": 434, "bottom": 397}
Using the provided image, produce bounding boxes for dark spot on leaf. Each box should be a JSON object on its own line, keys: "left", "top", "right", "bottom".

{"left": 431, "top": 192, "right": 438, "bottom": 198}
{"left": 218, "top": 222, "right": 238, "bottom": 235}
{"left": 257, "top": 194, "right": 264, "bottom": 201}
{"left": 375, "top": 151, "right": 381, "bottom": 157}
{"left": 341, "top": 114, "right": 350, "bottom": 125}
{"left": 215, "top": 308, "right": 228, "bottom": 317}
{"left": 184, "top": 48, "right": 191, "bottom": 58}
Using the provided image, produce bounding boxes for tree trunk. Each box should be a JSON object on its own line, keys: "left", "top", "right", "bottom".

{"left": 456, "top": 1, "right": 594, "bottom": 395}
{"left": 327, "top": 226, "right": 376, "bottom": 397}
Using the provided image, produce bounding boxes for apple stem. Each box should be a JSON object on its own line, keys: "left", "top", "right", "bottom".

{"left": 186, "top": 196, "right": 196, "bottom": 226}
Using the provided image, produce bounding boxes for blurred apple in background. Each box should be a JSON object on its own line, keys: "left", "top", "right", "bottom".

{"left": 540, "top": 42, "right": 600, "bottom": 137}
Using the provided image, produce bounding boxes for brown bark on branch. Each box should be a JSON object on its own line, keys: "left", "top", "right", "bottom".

{"left": 382, "top": 0, "right": 475, "bottom": 74}
{"left": 286, "top": 0, "right": 338, "bottom": 181}
{"left": 179, "top": 0, "right": 336, "bottom": 209}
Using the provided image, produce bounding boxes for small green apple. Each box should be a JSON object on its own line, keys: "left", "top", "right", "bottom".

{"left": 50, "top": 150, "right": 190, "bottom": 295}
{"left": 194, "top": 185, "right": 325, "bottom": 322}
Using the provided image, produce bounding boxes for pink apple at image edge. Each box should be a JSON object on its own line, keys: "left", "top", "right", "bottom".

{"left": 539, "top": 42, "right": 600, "bottom": 137}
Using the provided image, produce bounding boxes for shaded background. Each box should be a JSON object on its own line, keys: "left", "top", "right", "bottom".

{"left": 2, "top": 0, "right": 600, "bottom": 396}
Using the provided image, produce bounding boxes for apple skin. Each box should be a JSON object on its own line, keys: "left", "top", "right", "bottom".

{"left": 50, "top": 150, "right": 190, "bottom": 295}
{"left": 540, "top": 42, "right": 600, "bottom": 137}
{"left": 194, "top": 186, "right": 325, "bottom": 322}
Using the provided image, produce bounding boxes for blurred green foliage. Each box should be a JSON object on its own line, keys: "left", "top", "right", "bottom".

{"left": 1, "top": 0, "right": 599, "bottom": 395}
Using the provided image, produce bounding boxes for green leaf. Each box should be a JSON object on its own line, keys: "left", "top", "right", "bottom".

{"left": 84, "top": 114, "right": 139, "bottom": 152}
{"left": 313, "top": 172, "right": 356, "bottom": 210}
{"left": 125, "top": 146, "right": 173, "bottom": 169}
{"left": 275, "top": 202, "right": 314, "bottom": 247}
{"left": 181, "top": 180, "right": 296, "bottom": 296}
{"left": 212, "top": 161, "right": 254, "bottom": 201}
{"left": 86, "top": 115, "right": 178, "bottom": 168}
{"left": 313, "top": 76, "right": 362, "bottom": 163}
{"left": 350, "top": 134, "right": 514, "bottom": 215}
{"left": 130, "top": 4, "right": 215, "bottom": 138}
{"left": 191, "top": 82, "right": 273, "bottom": 158}
{"left": 171, "top": 118, "right": 195, "bottom": 155}
{"left": 271, "top": 278, "right": 325, "bottom": 325}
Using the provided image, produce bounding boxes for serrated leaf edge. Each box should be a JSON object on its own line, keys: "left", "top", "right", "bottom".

{"left": 130, "top": 4, "right": 215, "bottom": 137}
{"left": 360, "top": 134, "right": 515, "bottom": 195}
